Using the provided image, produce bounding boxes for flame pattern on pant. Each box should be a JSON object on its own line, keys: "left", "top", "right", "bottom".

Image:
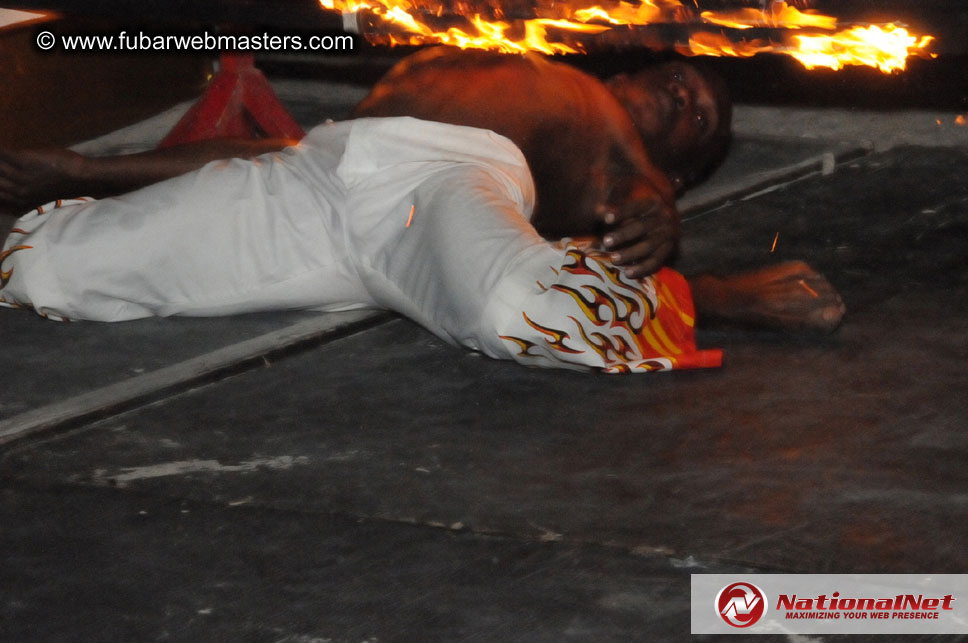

{"left": 0, "top": 243, "right": 32, "bottom": 290}
{"left": 499, "top": 246, "right": 722, "bottom": 373}
{"left": 0, "top": 199, "right": 86, "bottom": 320}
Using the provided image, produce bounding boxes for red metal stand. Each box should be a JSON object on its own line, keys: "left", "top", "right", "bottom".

{"left": 158, "top": 53, "right": 305, "bottom": 148}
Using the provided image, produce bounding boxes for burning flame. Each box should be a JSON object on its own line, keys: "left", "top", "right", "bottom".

{"left": 322, "top": 0, "right": 935, "bottom": 72}
{"left": 686, "top": 23, "right": 934, "bottom": 73}
{"left": 790, "top": 25, "right": 935, "bottom": 73}
{"left": 338, "top": 2, "right": 611, "bottom": 54}
{"left": 699, "top": 3, "right": 837, "bottom": 30}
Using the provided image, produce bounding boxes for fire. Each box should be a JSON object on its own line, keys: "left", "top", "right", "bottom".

{"left": 699, "top": 3, "right": 837, "bottom": 30}
{"left": 323, "top": 0, "right": 935, "bottom": 72}
{"left": 789, "top": 25, "right": 935, "bottom": 73}
{"left": 348, "top": 4, "right": 611, "bottom": 54}
{"left": 684, "top": 23, "right": 934, "bottom": 73}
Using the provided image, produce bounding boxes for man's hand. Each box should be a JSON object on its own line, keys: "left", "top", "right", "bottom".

{"left": 0, "top": 147, "right": 87, "bottom": 215}
{"left": 599, "top": 195, "right": 680, "bottom": 279}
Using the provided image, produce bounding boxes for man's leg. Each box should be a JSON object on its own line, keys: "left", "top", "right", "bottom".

{"left": 0, "top": 149, "right": 356, "bottom": 321}
{"left": 364, "top": 163, "right": 721, "bottom": 372}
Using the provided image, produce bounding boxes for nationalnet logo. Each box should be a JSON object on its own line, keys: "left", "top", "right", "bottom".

{"left": 717, "top": 582, "right": 767, "bottom": 627}
{"left": 693, "top": 575, "right": 968, "bottom": 635}
{"left": 777, "top": 591, "right": 955, "bottom": 621}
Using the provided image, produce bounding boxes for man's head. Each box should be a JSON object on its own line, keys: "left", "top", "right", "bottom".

{"left": 606, "top": 61, "right": 732, "bottom": 192}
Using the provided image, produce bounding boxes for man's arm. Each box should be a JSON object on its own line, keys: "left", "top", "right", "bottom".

{"left": 0, "top": 138, "right": 296, "bottom": 215}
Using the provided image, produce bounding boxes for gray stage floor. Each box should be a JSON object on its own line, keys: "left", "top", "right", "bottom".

{"left": 1, "top": 79, "right": 967, "bottom": 642}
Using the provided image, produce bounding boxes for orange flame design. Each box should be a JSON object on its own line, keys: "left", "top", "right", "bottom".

{"left": 498, "top": 334, "right": 542, "bottom": 357}
{"left": 551, "top": 283, "right": 620, "bottom": 327}
{"left": 570, "top": 316, "right": 639, "bottom": 361}
{"left": 556, "top": 249, "right": 672, "bottom": 359}
{"left": 560, "top": 248, "right": 607, "bottom": 281}
{"left": 500, "top": 249, "right": 721, "bottom": 371}
{"left": 522, "top": 310, "right": 584, "bottom": 354}
{"left": 1, "top": 245, "right": 33, "bottom": 289}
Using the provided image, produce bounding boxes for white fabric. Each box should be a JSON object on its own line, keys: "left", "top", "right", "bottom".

{"left": 1, "top": 117, "right": 716, "bottom": 372}
{"left": 1, "top": 118, "right": 545, "bottom": 341}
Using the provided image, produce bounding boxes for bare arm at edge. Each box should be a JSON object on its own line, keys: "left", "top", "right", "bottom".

{"left": 0, "top": 138, "right": 296, "bottom": 214}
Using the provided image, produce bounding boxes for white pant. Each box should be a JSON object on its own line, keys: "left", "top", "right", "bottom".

{"left": 1, "top": 118, "right": 719, "bottom": 372}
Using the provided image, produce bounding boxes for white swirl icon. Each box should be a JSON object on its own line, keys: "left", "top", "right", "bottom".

{"left": 716, "top": 582, "right": 767, "bottom": 628}
{"left": 36, "top": 31, "right": 56, "bottom": 50}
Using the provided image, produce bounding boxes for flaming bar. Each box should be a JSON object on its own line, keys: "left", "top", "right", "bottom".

{"left": 325, "top": 0, "right": 935, "bottom": 72}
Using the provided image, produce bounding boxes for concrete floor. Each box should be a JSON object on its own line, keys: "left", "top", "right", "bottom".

{"left": 1, "top": 73, "right": 967, "bottom": 642}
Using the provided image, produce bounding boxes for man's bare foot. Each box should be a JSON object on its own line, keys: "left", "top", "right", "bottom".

{"left": 689, "top": 260, "right": 846, "bottom": 333}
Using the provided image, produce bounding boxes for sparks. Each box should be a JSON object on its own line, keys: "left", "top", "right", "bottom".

{"left": 771, "top": 232, "right": 779, "bottom": 253}
{"left": 405, "top": 204, "right": 415, "bottom": 227}
{"left": 798, "top": 278, "right": 819, "bottom": 298}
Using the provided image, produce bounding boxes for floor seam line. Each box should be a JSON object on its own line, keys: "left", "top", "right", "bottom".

{"left": 680, "top": 145, "right": 874, "bottom": 221}
{"left": 0, "top": 311, "right": 394, "bottom": 448}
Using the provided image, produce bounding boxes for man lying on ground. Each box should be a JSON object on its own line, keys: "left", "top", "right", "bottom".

{"left": 0, "top": 118, "right": 844, "bottom": 374}
{"left": 1, "top": 50, "right": 729, "bottom": 279}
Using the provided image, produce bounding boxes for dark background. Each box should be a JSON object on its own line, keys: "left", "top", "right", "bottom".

{"left": 3, "top": 0, "right": 967, "bottom": 148}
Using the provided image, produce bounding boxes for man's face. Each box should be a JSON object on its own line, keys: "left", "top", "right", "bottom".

{"left": 606, "top": 62, "right": 722, "bottom": 173}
